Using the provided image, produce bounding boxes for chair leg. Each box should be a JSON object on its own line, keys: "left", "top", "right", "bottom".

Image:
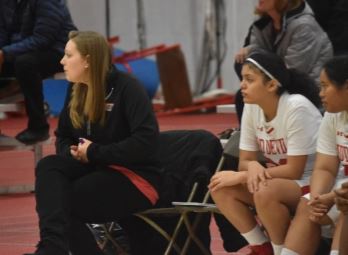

{"left": 163, "top": 213, "right": 186, "bottom": 255}
{"left": 134, "top": 213, "right": 182, "bottom": 254}
{"left": 87, "top": 223, "right": 129, "bottom": 255}
{"left": 101, "top": 223, "right": 128, "bottom": 255}
{"left": 181, "top": 213, "right": 211, "bottom": 255}
{"left": 180, "top": 157, "right": 225, "bottom": 255}
{"left": 163, "top": 182, "right": 199, "bottom": 255}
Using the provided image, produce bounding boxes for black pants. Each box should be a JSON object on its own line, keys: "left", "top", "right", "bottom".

{"left": 1, "top": 50, "right": 63, "bottom": 131}
{"left": 35, "top": 155, "right": 156, "bottom": 255}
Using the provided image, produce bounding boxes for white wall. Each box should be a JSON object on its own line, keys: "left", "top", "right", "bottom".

{"left": 67, "top": 0, "right": 255, "bottom": 93}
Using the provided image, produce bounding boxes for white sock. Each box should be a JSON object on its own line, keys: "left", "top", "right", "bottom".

{"left": 280, "top": 248, "right": 299, "bottom": 255}
{"left": 272, "top": 243, "right": 284, "bottom": 255}
{"left": 241, "top": 225, "right": 269, "bottom": 245}
{"left": 330, "top": 250, "right": 339, "bottom": 255}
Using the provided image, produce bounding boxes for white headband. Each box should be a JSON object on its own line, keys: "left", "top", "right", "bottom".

{"left": 246, "top": 57, "right": 282, "bottom": 87}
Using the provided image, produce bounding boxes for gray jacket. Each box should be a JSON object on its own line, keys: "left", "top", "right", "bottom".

{"left": 247, "top": 2, "right": 333, "bottom": 84}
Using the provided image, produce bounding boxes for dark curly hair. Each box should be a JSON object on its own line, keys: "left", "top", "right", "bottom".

{"left": 244, "top": 50, "right": 321, "bottom": 108}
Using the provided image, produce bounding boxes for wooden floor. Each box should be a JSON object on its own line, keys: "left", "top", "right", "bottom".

{"left": 0, "top": 111, "right": 239, "bottom": 255}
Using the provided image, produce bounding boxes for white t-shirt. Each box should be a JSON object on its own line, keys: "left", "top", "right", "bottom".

{"left": 317, "top": 111, "right": 348, "bottom": 179}
{"left": 240, "top": 92, "right": 322, "bottom": 183}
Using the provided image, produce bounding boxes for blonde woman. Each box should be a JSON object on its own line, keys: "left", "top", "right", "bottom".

{"left": 23, "top": 31, "right": 161, "bottom": 255}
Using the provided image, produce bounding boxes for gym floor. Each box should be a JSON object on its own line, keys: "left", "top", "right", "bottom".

{"left": 0, "top": 111, "right": 240, "bottom": 255}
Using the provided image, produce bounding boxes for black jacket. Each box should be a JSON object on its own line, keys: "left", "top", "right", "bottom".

{"left": 0, "top": 0, "right": 76, "bottom": 60}
{"left": 55, "top": 66, "right": 161, "bottom": 187}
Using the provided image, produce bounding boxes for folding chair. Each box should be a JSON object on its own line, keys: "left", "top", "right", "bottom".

{"left": 88, "top": 129, "right": 223, "bottom": 255}
{"left": 164, "top": 130, "right": 241, "bottom": 255}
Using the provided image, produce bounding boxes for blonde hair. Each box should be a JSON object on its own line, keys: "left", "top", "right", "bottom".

{"left": 68, "top": 31, "right": 112, "bottom": 129}
{"left": 255, "top": 0, "right": 303, "bottom": 16}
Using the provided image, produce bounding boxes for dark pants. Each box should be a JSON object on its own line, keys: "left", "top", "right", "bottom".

{"left": 1, "top": 50, "right": 63, "bottom": 131}
{"left": 35, "top": 155, "right": 156, "bottom": 255}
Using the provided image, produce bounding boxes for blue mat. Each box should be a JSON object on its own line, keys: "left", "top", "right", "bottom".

{"left": 43, "top": 79, "right": 69, "bottom": 116}
{"left": 114, "top": 49, "right": 160, "bottom": 99}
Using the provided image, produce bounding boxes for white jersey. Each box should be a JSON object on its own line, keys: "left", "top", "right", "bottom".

{"left": 240, "top": 92, "right": 322, "bottom": 182}
{"left": 317, "top": 111, "right": 348, "bottom": 179}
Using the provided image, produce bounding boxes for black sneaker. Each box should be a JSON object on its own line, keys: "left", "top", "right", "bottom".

{"left": 15, "top": 128, "right": 49, "bottom": 145}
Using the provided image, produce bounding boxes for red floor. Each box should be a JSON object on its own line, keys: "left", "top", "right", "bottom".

{"left": 0, "top": 112, "right": 238, "bottom": 255}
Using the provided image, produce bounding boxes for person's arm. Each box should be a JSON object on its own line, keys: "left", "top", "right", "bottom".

{"left": 235, "top": 19, "right": 269, "bottom": 63}
{"left": 86, "top": 79, "right": 159, "bottom": 166}
{"left": 284, "top": 21, "right": 331, "bottom": 74}
{"left": 208, "top": 149, "right": 262, "bottom": 192}
{"left": 311, "top": 113, "right": 340, "bottom": 198}
{"left": 310, "top": 153, "right": 339, "bottom": 198}
{"left": 306, "top": 112, "right": 341, "bottom": 222}
{"left": 307, "top": 153, "right": 339, "bottom": 222}
{"left": 238, "top": 104, "right": 273, "bottom": 192}
{"left": 255, "top": 101, "right": 320, "bottom": 180}
{"left": 238, "top": 104, "right": 261, "bottom": 174}
{"left": 244, "top": 16, "right": 275, "bottom": 56}
{"left": 1, "top": 0, "right": 68, "bottom": 59}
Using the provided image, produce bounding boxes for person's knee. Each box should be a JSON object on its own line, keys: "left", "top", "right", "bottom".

{"left": 253, "top": 184, "right": 276, "bottom": 207}
{"left": 35, "top": 155, "right": 62, "bottom": 177}
{"left": 295, "top": 198, "right": 311, "bottom": 218}
{"left": 211, "top": 188, "right": 224, "bottom": 203}
{"left": 211, "top": 187, "right": 231, "bottom": 204}
{"left": 14, "top": 53, "right": 37, "bottom": 75}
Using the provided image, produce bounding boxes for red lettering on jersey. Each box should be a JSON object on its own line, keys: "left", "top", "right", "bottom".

{"left": 257, "top": 138, "right": 287, "bottom": 155}
{"left": 266, "top": 127, "right": 274, "bottom": 134}
{"left": 337, "top": 144, "right": 348, "bottom": 163}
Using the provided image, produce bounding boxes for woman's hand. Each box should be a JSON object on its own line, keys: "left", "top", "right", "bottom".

{"left": 247, "top": 161, "right": 272, "bottom": 193}
{"left": 235, "top": 47, "right": 249, "bottom": 64}
{"left": 70, "top": 138, "right": 92, "bottom": 163}
{"left": 208, "top": 171, "right": 246, "bottom": 192}
{"left": 77, "top": 138, "right": 92, "bottom": 163}
{"left": 335, "top": 181, "right": 348, "bottom": 215}
{"left": 70, "top": 145, "right": 79, "bottom": 160}
{"left": 308, "top": 193, "right": 333, "bottom": 223}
